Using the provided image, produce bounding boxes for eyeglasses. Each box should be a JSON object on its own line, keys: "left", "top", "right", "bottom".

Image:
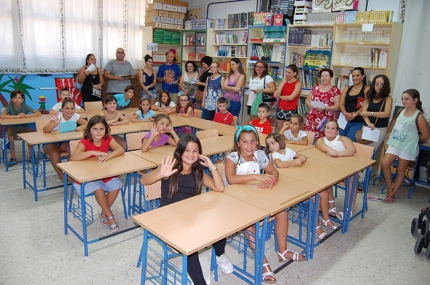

{"left": 375, "top": 83, "right": 384, "bottom": 87}
{"left": 210, "top": 66, "right": 218, "bottom": 68}
{"left": 255, "top": 66, "right": 265, "bottom": 69}
{"left": 179, "top": 99, "right": 189, "bottom": 102}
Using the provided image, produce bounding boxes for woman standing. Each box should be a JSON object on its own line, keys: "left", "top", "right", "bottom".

{"left": 359, "top": 75, "right": 393, "bottom": 150}
{"left": 223, "top": 57, "right": 246, "bottom": 117}
{"left": 339, "top": 67, "right": 370, "bottom": 141}
{"left": 77, "top": 54, "right": 104, "bottom": 103}
{"left": 138, "top": 54, "right": 157, "bottom": 104}
{"left": 179, "top": 61, "right": 199, "bottom": 105}
{"left": 194, "top": 56, "right": 213, "bottom": 109}
{"left": 247, "top": 60, "right": 276, "bottom": 120}
{"left": 273, "top": 64, "right": 302, "bottom": 131}
{"left": 202, "top": 62, "right": 224, "bottom": 121}
{"left": 304, "top": 68, "right": 341, "bottom": 139}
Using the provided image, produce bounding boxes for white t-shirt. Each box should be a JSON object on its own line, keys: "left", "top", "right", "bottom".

{"left": 52, "top": 113, "right": 80, "bottom": 131}
{"left": 283, "top": 130, "right": 307, "bottom": 141}
{"left": 247, "top": 75, "right": 274, "bottom": 106}
{"left": 271, "top": 148, "right": 296, "bottom": 168}
{"left": 323, "top": 135, "right": 346, "bottom": 152}
{"left": 155, "top": 101, "right": 176, "bottom": 109}
{"left": 51, "top": 102, "right": 82, "bottom": 112}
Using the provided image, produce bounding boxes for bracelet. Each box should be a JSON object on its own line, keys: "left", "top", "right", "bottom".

{"left": 372, "top": 112, "right": 374, "bottom": 116}
{"left": 210, "top": 165, "right": 217, "bottom": 171}
{"left": 272, "top": 176, "right": 277, "bottom": 185}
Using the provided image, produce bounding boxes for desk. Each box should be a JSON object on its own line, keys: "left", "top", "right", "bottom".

{"left": 57, "top": 152, "right": 157, "bottom": 256}
{"left": 130, "top": 147, "right": 176, "bottom": 166}
{"left": 199, "top": 135, "right": 234, "bottom": 157}
{"left": 185, "top": 117, "right": 238, "bottom": 136}
{"left": 285, "top": 143, "right": 315, "bottom": 153}
{"left": 133, "top": 191, "right": 269, "bottom": 285}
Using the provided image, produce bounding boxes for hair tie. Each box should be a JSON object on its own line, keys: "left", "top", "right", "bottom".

{"left": 235, "top": 125, "right": 259, "bottom": 143}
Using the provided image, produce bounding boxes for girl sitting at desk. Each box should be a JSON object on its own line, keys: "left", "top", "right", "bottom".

{"left": 141, "top": 114, "right": 180, "bottom": 152}
{"left": 176, "top": 94, "right": 195, "bottom": 134}
{"left": 315, "top": 120, "right": 356, "bottom": 237}
{"left": 278, "top": 114, "right": 309, "bottom": 145}
{"left": 224, "top": 125, "right": 279, "bottom": 284}
{"left": 100, "top": 95, "right": 129, "bottom": 150}
{"left": 151, "top": 90, "right": 176, "bottom": 115}
{"left": 69, "top": 115, "right": 125, "bottom": 233}
{"left": 43, "top": 98, "right": 87, "bottom": 182}
{"left": 140, "top": 134, "right": 232, "bottom": 284}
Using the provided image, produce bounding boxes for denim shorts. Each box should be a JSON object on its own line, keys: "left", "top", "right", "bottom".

{"left": 73, "top": 177, "right": 123, "bottom": 196}
{"left": 141, "top": 89, "right": 157, "bottom": 99}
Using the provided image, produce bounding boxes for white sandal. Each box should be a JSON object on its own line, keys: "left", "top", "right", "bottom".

{"left": 315, "top": 226, "right": 327, "bottom": 240}
{"left": 321, "top": 218, "right": 338, "bottom": 230}
{"left": 277, "top": 249, "right": 305, "bottom": 262}
{"left": 328, "top": 200, "right": 344, "bottom": 220}
{"left": 262, "top": 263, "right": 277, "bottom": 284}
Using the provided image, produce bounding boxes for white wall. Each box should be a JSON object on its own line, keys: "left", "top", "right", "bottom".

{"left": 189, "top": 0, "right": 258, "bottom": 19}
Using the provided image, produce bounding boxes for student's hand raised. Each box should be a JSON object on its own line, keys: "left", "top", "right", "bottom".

{"left": 160, "top": 156, "right": 178, "bottom": 178}
{"left": 150, "top": 123, "right": 159, "bottom": 137}
{"left": 198, "top": 155, "right": 212, "bottom": 168}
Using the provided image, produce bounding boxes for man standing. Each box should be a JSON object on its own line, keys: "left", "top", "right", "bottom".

{"left": 104, "top": 47, "right": 135, "bottom": 95}
{"left": 157, "top": 49, "right": 181, "bottom": 102}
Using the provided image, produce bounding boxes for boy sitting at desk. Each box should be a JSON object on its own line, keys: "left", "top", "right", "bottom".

{"left": 114, "top": 85, "right": 135, "bottom": 110}
{"left": 213, "top": 97, "right": 233, "bottom": 125}
{"left": 50, "top": 88, "right": 84, "bottom": 114}
{"left": 0, "top": 89, "right": 41, "bottom": 166}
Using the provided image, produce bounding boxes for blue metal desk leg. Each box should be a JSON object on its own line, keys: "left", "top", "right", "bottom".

{"left": 63, "top": 172, "right": 69, "bottom": 234}
{"left": 140, "top": 229, "right": 149, "bottom": 285}
{"left": 346, "top": 174, "right": 358, "bottom": 232}
{"left": 22, "top": 140, "right": 26, "bottom": 188}
{"left": 31, "top": 145, "right": 39, "bottom": 201}
{"left": 310, "top": 193, "right": 319, "bottom": 259}
{"left": 80, "top": 183, "right": 89, "bottom": 256}
{"left": 181, "top": 254, "right": 188, "bottom": 285}
{"left": 2, "top": 126, "right": 9, "bottom": 172}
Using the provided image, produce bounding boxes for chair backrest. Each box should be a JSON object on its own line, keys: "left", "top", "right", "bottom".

{"left": 126, "top": 132, "right": 147, "bottom": 151}
{"left": 231, "top": 116, "right": 238, "bottom": 126}
{"left": 144, "top": 180, "right": 161, "bottom": 201}
{"left": 194, "top": 109, "right": 202, "bottom": 118}
{"left": 352, "top": 142, "right": 374, "bottom": 159}
{"left": 69, "top": 139, "right": 81, "bottom": 154}
{"left": 305, "top": 131, "right": 316, "bottom": 145}
{"left": 84, "top": 101, "right": 103, "bottom": 112}
{"left": 215, "top": 161, "right": 226, "bottom": 181}
{"left": 35, "top": 119, "right": 50, "bottom": 132}
{"left": 196, "top": 129, "right": 219, "bottom": 139}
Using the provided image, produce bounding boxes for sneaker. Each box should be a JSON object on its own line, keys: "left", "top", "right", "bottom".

{"left": 216, "top": 254, "right": 233, "bottom": 275}
{"left": 8, "top": 158, "right": 17, "bottom": 166}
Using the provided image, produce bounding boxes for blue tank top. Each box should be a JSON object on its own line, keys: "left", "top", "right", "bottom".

{"left": 143, "top": 70, "right": 155, "bottom": 91}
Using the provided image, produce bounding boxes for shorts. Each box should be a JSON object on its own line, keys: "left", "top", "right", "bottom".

{"left": 386, "top": 145, "right": 415, "bottom": 161}
{"left": 141, "top": 89, "right": 157, "bottom": 99}
{"left": 276, "top": 108, "right": 297, "bottom": 121}
{"left": 7, "top": 125, "right": 35, "bottom": 138}
{"left": 73, "top": 177, "right": 123, "bottom": 196}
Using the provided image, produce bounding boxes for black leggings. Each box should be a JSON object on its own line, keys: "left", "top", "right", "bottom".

{"left": 187, "top": 238, "right": 227, "bottom": 285}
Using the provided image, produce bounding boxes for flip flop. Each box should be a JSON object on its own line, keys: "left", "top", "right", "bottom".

{"left": 367, "top": 195, "right": 384, "bottom": 201}
{"left": 383, "top": 197, "right": 395, "bottom": 203}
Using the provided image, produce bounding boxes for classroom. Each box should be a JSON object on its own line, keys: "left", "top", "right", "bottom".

{"left": 1, "top": 1, "right": 430, "bottom": 284}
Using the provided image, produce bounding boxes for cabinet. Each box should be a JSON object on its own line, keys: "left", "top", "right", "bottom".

{"left": 206, "top": 28, "right": 248, "bottom": 75}
{"left": 331, "top": 22, "right": 403, "bottom": 87}
{"left": 181, "top": 29, "right": 207, "bottom": 72}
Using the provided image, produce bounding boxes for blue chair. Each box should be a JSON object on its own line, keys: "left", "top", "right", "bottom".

{"left": 380, "top": 159, "right": 417, "bottom": 198}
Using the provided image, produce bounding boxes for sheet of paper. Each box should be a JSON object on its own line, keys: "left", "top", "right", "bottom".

{"left": 310, "top": 101, "right": 325, "bottom": 109}
{"left": 86, "top": 63, "right": 96, "bottom": 72}
{"left": 362, "top": 126, "right": 380, "bottom": 142}
{"left": 362, "top": 24, "right": 374, "bottom": 32}
{"left": 337, "top": 113, "right": 348, "bottom": 130}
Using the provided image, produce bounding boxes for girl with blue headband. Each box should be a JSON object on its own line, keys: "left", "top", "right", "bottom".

{"left": 224, "top": 125, "right": 280, "bottom": 283}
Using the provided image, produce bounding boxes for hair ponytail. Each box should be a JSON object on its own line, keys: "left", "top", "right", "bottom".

{"left": 404, "top": 89, "right": 424, "bottom": 113}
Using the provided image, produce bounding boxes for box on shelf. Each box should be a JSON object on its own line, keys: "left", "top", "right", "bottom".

{"left": 147, "top": 3, "right": 163, "bottom": 11}
{"left": 214, "top": 18, "right": 227, "bottom": 29}
{"left": 312, "top": 0, "right": 332, "bottom": 13}
{"left": 158, "top": 10, "right": 169, "bottom": 17}
{"left": 332, "top": 0, "right": 359, "bottom": 12}
{"left": 146, "top": 22, "right": 162, "bottom": 28}
{"left": 172, "top": 0, "right": 189, "bottom": 8}
{"left": 160, "top": 17, "right": 175, "bottom": 24}
{"left": 170, "top": 12, "right": 180, "bottom": 19}
{"left": 177, "top": 6, "right": 187, "bottom": 14}
{"left": 174, "top": 24, "right": 183, "bottom": 30}
{"left": 146, "top": 16, "right": 161, "bottom": 23}
{"left": 146, "top": 10, "right": 159, "bottom": 17}
{"left": 151, "top": 0, "right": 173, "bottom": 4}
{"left": 369, "top": 10, "right": 393, "bottom": 23}
{"left": 189, "top": 18, "right": 213, "bottom": 29}
{"left": 174, "top": 18, "right": 183, "bottom": 25}
{"left": 294, "top": 0, "right": 312, "bottom": 8}
{"left": 178, "top": 13, "right": 185, "bottom": 19}
{"left": 161, "top": 23, "right": 175, "bottom": 29}
{"left": 162, "top": 4, "right": 178, "bottom": 12}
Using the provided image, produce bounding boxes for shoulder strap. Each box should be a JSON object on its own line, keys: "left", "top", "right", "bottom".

{"left": 394, "top": 107, "right": 405, "bottom": 120}
{"left": 416, "top": 111, "right": 423, "bottom": 133}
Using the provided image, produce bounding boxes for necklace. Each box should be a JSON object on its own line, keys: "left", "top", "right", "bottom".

{"left": 353, "top": 84, "right": 363, "bottom": 90}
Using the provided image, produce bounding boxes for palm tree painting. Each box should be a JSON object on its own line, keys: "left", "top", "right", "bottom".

{"left": 7, "top": 75, "right": 35, "bottom": 102}
{"left": 0, "top": 75, "right": 13, "bottom": 107}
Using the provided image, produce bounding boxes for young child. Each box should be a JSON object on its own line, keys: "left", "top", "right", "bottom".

{"left": 315, "top": 120, "right": 356, "bottom": 234}
{"left": 43, "top": 98, "right": 88, "bottom": 181}
{"left": 224, "top": 125, "right": 279, "bottom": 283}
{"left": 249, "top": 103, "right": 272, "bottom": 134}
{"left": 133, "top": 98, "right": 155, "bottom": 122}
{"left": 140, "top": 134, "right": 231, "bottom": 284}
{"left": 213, "top": 97, "right": 234, "bottom": 125}
{"left": 141, "top": 114, "right": 180, "bottom": 152}
{"left": 175, "top": 94, "right": 194, "bottom": 134}
{"left": 50, "top": 88, "right": 84, "bottom": 114}
{"left": 69, "top": 115, "right": 125, "bottom": 233}
{"left": 100, "top": 95, "right": 129, "bottom": 150}
{"left": 278, "top": 114, "right": 308, "bottom": 145}
{"left": 382, "top": 89, "right": 429, "bottom": 202}
{"left": 151, "top": 90, "right": 176, "bottom": 114}
{"left": 114, "top": 85, "right": 134, "bottom": 110}
{"left": 0, "top": 89, "right": 41, "bottom": 166}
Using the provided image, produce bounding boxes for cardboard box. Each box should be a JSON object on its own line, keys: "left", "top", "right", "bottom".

{"left": 172, "top": 0, "right": 189, "bottom": 8}
{"left": 178, "top": 13, "right": 185, "bottom": 20}
{"left": 158, "top": 10, "right": 169, "bottom": 17}
{"left": 162, "top": 4, "right": 178, "bottom": 12}
{"left": 332, "top": 0, "right": 359, "bottom": 12}
{"left": 160, "top": 17, "right": 175, "bottom": 24}
{"left": 169, "top": 12, "right": 180, "bottom": 19}
{"left": 190, "top": 18, "right": 214, "bottom": 29}
{"left": 147, "top": 3, "right": 163, "bottom": 10}
{"left": 145, "top": 16, "right": 161, "bottom": 23}
{"left": 161, "top": 23, "right": 175, "bottom": 29}
{"left": 185, "top": 20, "right": 191, "bottom": 30}
{"left": 174, "top": 18, "right": 183, "bottom": 25}
{"left": 174, "top": 24, "right": 183, "bottom": 30}
{"left": 146, "top": 22, "right": 162, "bottom": 28}
{"left": 146, "top": 10, "right": 159, "bottom": 17}
{"left": 177, "top": 6, "right": 187, "bottom": 13}
{"left": 312, "top": 0, "right": 332, "bottom": 13}
{"left": 152, "top": 0, "right": 173, "bottom": 4}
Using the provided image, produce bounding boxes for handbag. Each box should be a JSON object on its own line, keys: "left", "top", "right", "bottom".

{"left": 195, "top": 89, "right": 204, "bottom": 101}
{"left": 89, "top": 72, "right": 102, "bottom": 98}
{"left": 355, "top": 98, "right": 386, "bottom": 145}
{"left": 261, "top": 76, "right": 276, "bottom": 102}
{"left": 59, "top": 121, "right": 77, "bottom": 133}
{"left": 250, "top": 90, "right": 264, "bottom": 116}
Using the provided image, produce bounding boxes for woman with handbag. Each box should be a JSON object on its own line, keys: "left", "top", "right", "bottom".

{"left": 247, "top": 60, "right": 276, "bottom": 120}
{"left": 273, "top": 64, "right": 302, "bottom": 132}
{"left": 304, "top": 68, "right": 341, "bottom": 140}
{"left": 357, "top": 75, "right": 393, "bottom": 150}
{"left": 194, "top": 56, "right": 213, "bottom": 110}
{"left": 77, "top": 53, "right": 104, "bottom": 103}
{"left": 202, "top": 62, "right": 224, "bottom": 121}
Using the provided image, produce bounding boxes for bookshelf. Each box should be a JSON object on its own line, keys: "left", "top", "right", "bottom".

{"left": 331, "top": 22, "right": 403, "bottom": 88}
{"left": 181, "top": 29, "right": 207, "bottom": 71}
{"left": 206, "top": 27, "right": 248, "bottom": 74}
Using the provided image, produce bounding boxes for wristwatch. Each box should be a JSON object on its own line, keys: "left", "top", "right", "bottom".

{"left": 372, "top": 112, "right": 374, "bottom": 116}
{"left": 210, "top": 165, "right": 217, "bottom": 171}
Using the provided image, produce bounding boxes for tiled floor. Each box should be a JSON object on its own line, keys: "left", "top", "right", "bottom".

{"left": 1, "top": 149, "right": 430, "bottom": 285}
